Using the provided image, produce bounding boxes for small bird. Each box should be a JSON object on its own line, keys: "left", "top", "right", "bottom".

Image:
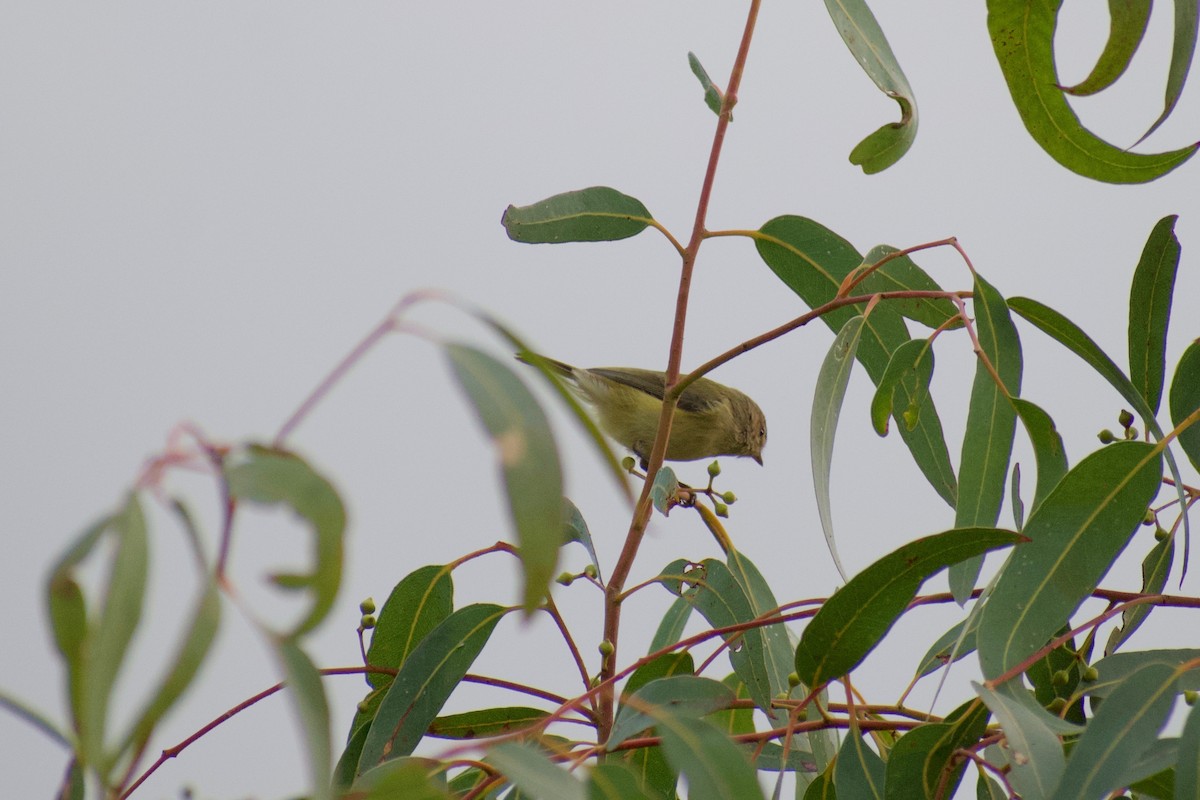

{"left": 520, "top": 355, "right": 766, "bottom": 466}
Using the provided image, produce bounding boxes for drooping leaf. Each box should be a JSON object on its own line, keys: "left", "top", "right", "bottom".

{"left": 1177, "top": 700, "right": 1200, "bottom": 798}
{"left": 562, "top": 498, "right": 601, "bottom": 577}
{"left": 950, "top": 273, "right": 1023, "bottom": 603}
{"left": 225, "top": 445, "right": 345, "bottom": 636}
{"left": 1135, "top": 0, "right": 1200, "bottom": 144}
{"left": 974, "top": 682, "right": 1066, "bottom": 800}
{"left": 914, "top": 617, "right": 979, "bottom": 679}
{"left": 1053, "top": 662, "right": 1179, "bottom": 800}
{"left": 795, "top": 528, "right": 1022, "bottom": 687}
{"left": 1060, "top": 0, "right": 1152, "bottom": 96}
{"left": 489, "top": 741, "right": 586, "bottom": 800}
{"left": 688, "top": 52, "right": 723, "bottom": 116}
{"left": 276, "top": 638, "right": 333, "bottom": 800}
{"left": 587, "top": 762, "right": 660, "bottom": 800}
{"left": 657, "top": 717, "right": 766, "bottom": 800}
{"left": 1170, "top": 340, "right": 1200, "bottom": 473}
{"left": 502, "top": 187, "right": 653, "bottom": 243}
{"left": 977, "top": 442, "right": 1163, "bottom": 679}
{"left": 812, "top": 314, "right": 865, "bottom": 582}
{"left": 1010, "top": 398, "right": 1068, "bottom": 513}
{"left": 1128, "top": 215, "right": 1181, "bottom": 415}
{"left": 648, "top": 596, "right": 693, "bottom": 653}
{"left": 756, "top": 216, "right": 956, "bottom": 506}
{"left": 1088, "top": 648, "right": 1200, "bottom": 699}
{"left": 986, "top": 0, "right": 1198, "bottom": 182}
{"left": 358, "top": 604, "right": 507, "bottom": 772}
{"left": 725, "top": 549, "right": 796, "bottom": 719}
{"left": 446, "top": 344, "right": 562, "bottom": 611}
{"left": 824, "top": 0, "right": 919, "bottom": 173}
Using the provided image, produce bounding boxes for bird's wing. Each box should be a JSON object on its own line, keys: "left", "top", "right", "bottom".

{"left": 589, "top": 368, "right": 720, "bottom": 413}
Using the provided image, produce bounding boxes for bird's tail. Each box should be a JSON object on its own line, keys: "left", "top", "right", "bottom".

{"left": 515, "top": 352, "right": 575, "bottom": 378}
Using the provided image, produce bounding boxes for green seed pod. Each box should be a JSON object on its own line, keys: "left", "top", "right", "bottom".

{"left": 1097, "top": 429, "right": 1117, "bottom": 444}
{"left": 359, "top": 597, "right": 376, "bottom": 615}
{"left": 707, "top": 460, "right": 722, "bottom": 478}
{"left": 721, "top": 491, "right": 737, "bottom": 504}
{"left": 714, "top": 502, "right": 729, "bottom": 518}
{"left": 1118, "top": 409, "right": 1135, "bottom": 429}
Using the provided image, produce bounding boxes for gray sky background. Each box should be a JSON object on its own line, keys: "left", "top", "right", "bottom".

{"left": 2, "top": 3, "right": 1198, "bottom": 798}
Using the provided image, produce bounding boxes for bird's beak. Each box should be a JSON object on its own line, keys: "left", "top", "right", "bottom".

{"left": 753, "top": 454, "right": 763, "bottom": 466}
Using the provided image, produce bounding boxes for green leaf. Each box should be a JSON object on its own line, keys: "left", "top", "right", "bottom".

{"left": 950, "top": 274, "right": 1023, "bottom": 603}
{"left": 725, "top": 550, "right": 797, "bottom": 717}
{"left": 225, "top": 445, "right": 345, "bottom": 637}
{"left": 884, "top": 700, "right": 989, "bottom": 800}
{"left": 1053, "top": 662, "right": 1178, "bottom": 800}
{"left": 563, "top": 498, "right": 601, "bottom": 578}
{"left": 812, "top": 314, "right": 865, "bottom": 582}
{"left": 1170, "top": 340, "right": 1200, "bottom": 473}
{"left": 974, "top": 682, "right": 1065, "bottom": 800}
{"left": 366, "top": 565, "right": 454, "bottom": 690}
{"left": 609, "top": 676, "right": 736, "bottom": 749}
{"left": 624, "top": 652, "right": 696, "bottom": 698}
{"left": 668, "top": 558, "right": 775, "bottom": 712}
{"left": 687, "top": 52, "right": 723, "bottom": 116}
{"left": 977, "top": 442, "right": 1163, "bottom": 679}
{"left": 824, "top": 0, "right": 918, "bottom": 173}
{"left": 1105, "top": 537, "right": 1173, "bottom": 656}
{"left": 352, "top": 758, "right": 454, "bottom": 800}
{"left": 648, "top": 596, "right": 693, "bottom": 653}
{"left": 587, "top": 762, "right": 660, "bottom": 800}
{"left": 1177, "top": 700, "right": 1200, "bottom": 798}
{"left": 446, "top": 344, "right": 563, "bottom": 611}
{"left": 976, "top": 774, "right": 1007, "bottom": 800}
{"left": 986, "top": 0, "right": 1198, "bottom": 183}
{"left": 711, "top": 676, "right": 755, "bottom": 738}
{"left": 1011, "top": 398, "right": 1068, "bottom": 513}
{"left": 1128, "top": 216, "right": 1181, "bottom": 415}
{"left": 501, "top": 187, "right": 653, "bottom": 244}
{"left": 794, "top": 528, "right": 1023, "bottom": 687}
{"left": 1135, "top": 0, "right": 1200, "bottom": 144}
{"left": 428, "top": 707, "right": 550, "bottom": 740}
{"left": 756, "top": 216, "right": 957, "bottom": 507}
{"left": 859, "top": 246, "right": 960, "bottom": 330}
{"left": 803, "top": 764, "right": 837, "bottom": 800}
{"left": 489, "top": 741, "right": 586, "bottom": 800}
{"left": 1011, "top": 463, "right": 1025, "bottom": 530}
{"left": 1060, "top": 0, "right": 1151, "bottom": 96}
{"left": 657, "top": 718, "right": 766, "bottom": 800}
{"left": 358, "top": 604, "right": 508, "bottom": 772}
{"left": 835, "top": 731, "right": 886, "bottom": 799}
{"left": 1123, "top": 739, "right": 1178, "bottom": 799}
{"left": 870, "top": 338, "right": 934, "bottom": 437}
{"left": 1089, "top": 648, "right": 1200, "bottom": 699}
{"left": 276, "top": 638, "right": 332, "bottom": 800}
{"left": 650, "top": 467, "right": 680, "bottom": 516}
{"left": 914, "top": 617, "right": 979, "bottom": 679}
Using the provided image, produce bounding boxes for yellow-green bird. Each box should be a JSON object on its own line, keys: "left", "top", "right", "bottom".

{"left": 522, "top": 355, "right": 766, "bottom": 466}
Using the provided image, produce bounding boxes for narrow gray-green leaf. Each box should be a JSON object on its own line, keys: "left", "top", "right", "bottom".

{"left": 367, "top": 565, "right": 454, "bottom": 689}
{"left": 1105, "top": 538, "right": 1173, "bottom": 656}
{"left": 756, "top": 216, "right": 957, "bottom": 507}
{"left": 1170, "top": 340, "right": 1200, "bottom": 473}
{"left": 951, "top": 273, "right": 1023, "bottom": 603}
{"left": 352, "top": 758, "right": 454, "bottom": 800}
{"left": 358, "top": 604, "right": 507, "bottom": 772}
{"left": 609, "top": 676, "right": 735, "bottom": 749}
{"left": 1128, "top": 215, "right": 1181, "bottom": 415}
{"left": 489, "top": 741, "right": 585, "bottom": 800}
{"left": 915, "top": 617, "right": 979, "bottom": 679}
{"left": 674, "top": 558, "right": 774, "bottom": 712}
{"left": 502, "top": 187, "right": 652, "bottom": 243}
{"left": 657, "top": 717, "right": 766, "bottom": 800}
{"left": 225, "top": 445, "right": 345, "bottom": 636}
{"left": 1088, "top": 648, "right": 1200, "bottom": 699}
{"left": 649, "top": 595, "right": 693, "bottom": 653}
{"left": 824, "top": 0, "right": 919, "bottom": 173}
{"left": 1011, "top": 398, "right": 1068, "bottom": 513}
{"left": 446, "top": 344, "right": 562, "bottom": 611}
{"left": 812, "top": 315, "right": 865, "bottom": 582}
{"left": 835, "top": 732, "right": 886, "bottom": 799}
{"left": 688, "top": 52, "right": 723, "bottom": 116}
{"left": 276, "top": 638, "right": 332, "bottom": 800}
{"left": 978, "top": 442, "right": 1163, "bottom": 679}
{"left": 1053, "top": 662, "right": 1178, "bottom": 800}
{"left": 726, "top": 549, "right": 796, "bottom": 717}
{"left": 428, "top": 707, "right": 549, "bottom": 740}
{"left": 987, "top": 0, "right": 1198, "bottom": 183}
{"left": 1177, "top": 700, "right": 1200, "bottom": 798}
{"left": 1061, "top": 0, "right": 1152, "bottom": 96}
{"left": 587, "top": 762, "right": 658, "bottom": 800}
{"left": 1135, "top": 0, "right": 1200, "bottom": 144}
{"left": 795, "top": 528, "right": 1022, "bottom": 687}
{"left": 1011, "top": 463, "right": 1025, "bottom": 530}
{"left": 884, "top": 701, "right": 989, "bottom": 800}
{"left": 977, "top": 774, "right": 1007, "bottom": 800}
{"left": 650, "top": 467, "right": 679, "bottom": 516}
{"left": 974, "top": 682, "right": 1065, "bottom": 800}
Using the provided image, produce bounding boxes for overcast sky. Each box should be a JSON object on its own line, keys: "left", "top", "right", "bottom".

{"left": 2, "top": 3, "right": 1198, "bottom": 798}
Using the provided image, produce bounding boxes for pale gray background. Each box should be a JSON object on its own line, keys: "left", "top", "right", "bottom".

{"left": 2, "top": 3, "right": 1197, "bottom": 798}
